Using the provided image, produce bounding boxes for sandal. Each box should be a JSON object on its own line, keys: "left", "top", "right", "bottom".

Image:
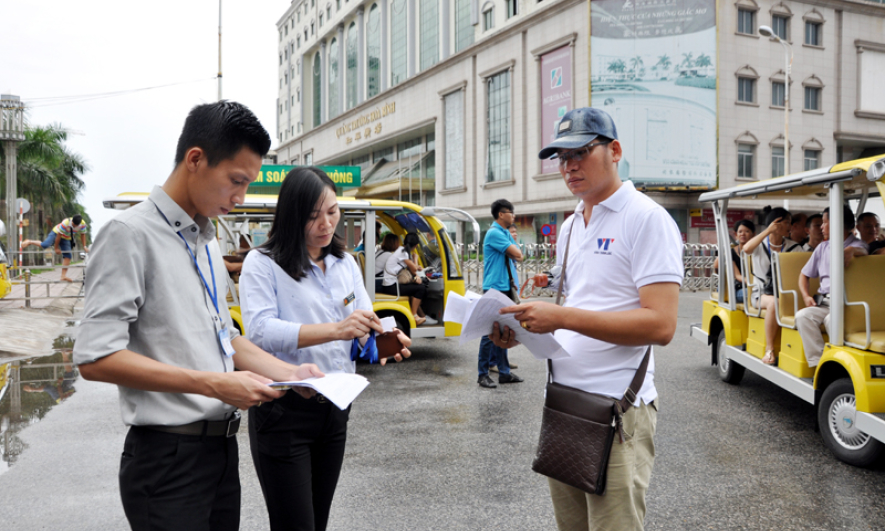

{"left": 762, "top": 350, "right": 778, "bottom": 365}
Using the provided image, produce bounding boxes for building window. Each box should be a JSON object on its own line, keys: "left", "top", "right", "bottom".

{"left": 738, "top": 144, "right": 755, "bottom": 179}
{"left": 374, "top": 146, "right": 394, "bottom": 163}
{"left": 367, "top": 4, "right": 381, "bottom": 98}
{"left": 486, "top": 70, "right": 511, "bottom": 183}
{"left": 326, "top": 6, "right": 331, "bottom": 19}
{"left": 319, "top": 13, "right": 323, "bottom": 26}
{"left": 804, "top": 149, "right": 820, "bottom": 171}
{"left": 444, "top": 90, "right": 464, "bottom": 189}
{"left": 311, "top": 22, "right": 315, "bottom": 35}
{"left": 328, "top": 38, "right": 339, "bottom": 118}
{"left": 285, "top": 25, "right": 289, "bottom": 36}
{"left": 804, "top": 86, "right": 821, "bottom": 111}
{"left": 771, "top": 81, "right": 785, "bottom": 107}
{"left": 737, "top": 9, "right": 755, "bottom": 35}
{"left": 772, "top": 14, "right": 789, "bottom": 40}
{"left": 279, "top": 103, "right": 283, "bottom": 114}
{"left": 506, "top": 0, "right": 517, "bottom": 18}
{"left": 305, "top": 151, "right": 313, "bottom": 165}
{"left": 280, "top": 30, "right": 283, "bottom": 42}
{"left": 771, "top": 146, "right": 785, "bottom": 178}
{"left": 455, "top": 0, "right": 474, "bottom": 52}
{"left": 483, "top": 8, "right": 494, "bottom": 31}
{"left": 420, "top": 0, "right": 439, "bottom": 71}
{"left": 297, "top": 11, "right": 301, "bottom": 23}
{"left": 305, "top": 29, "right": 308, "bottom": 42}
{"left": 337, "top": 0, "right": 341, "bottom": 10}
{"left": 738, "top": 77, "right": 755, "bottom": 103}
{"left": 805, "top": 21, "right": 822, "bottom": 46}
{"left": 297, "top": 36, "right": 301, "bottom": 48}
{"left": 391, "top": 0, "right": 408, "bottom": 85}
{"left": 352, "top": 153, "right": 370, "bottom": 165}
{"left": 399, "top": 138, "right": 422, "bottom": 159}
{"left": 425, "top": 133, "right": 436, "bottom": 181}
{"left": 346, "top": 22, "right": 358, "bottom": 109}
{"left": 313, "top": 52, "right": 322, "bottom": 127}
{"left": 297, "top": 89, "right": 300, "bottom": 102}
{"left": 279, "top": 54, "right": 283, "bottom": 65}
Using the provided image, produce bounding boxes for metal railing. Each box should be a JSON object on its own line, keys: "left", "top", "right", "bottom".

{"left": 456, "top": 242, "right": 719, "bottom": 294}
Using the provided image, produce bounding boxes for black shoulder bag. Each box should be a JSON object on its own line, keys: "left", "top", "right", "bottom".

{"left": 531, "top": 218, "right": 652, "bottom": 496}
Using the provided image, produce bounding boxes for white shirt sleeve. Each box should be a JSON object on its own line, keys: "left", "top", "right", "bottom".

{"left": 240, "top": 251, "right": 303, "bottom": 354}
{"left": 630, "top": 207, "right": 685, "bottom": 288}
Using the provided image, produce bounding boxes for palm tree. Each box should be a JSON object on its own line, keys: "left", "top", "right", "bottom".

{"left": 695, "top": 53, "right": 713, "bottom": 69}
{"left": 680, "top": 52, "right": 695, "bottom": 69}
{"left": 656, "top": 54, "right": 672, "bottom": 70}
{"left": 1, "top": 123, "right": 89, "bottom": 245}
{"left": 607, "top": 59, "right": 627, "bottom": 74}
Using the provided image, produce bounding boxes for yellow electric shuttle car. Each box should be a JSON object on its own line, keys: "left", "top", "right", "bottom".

{"left": 104, "top": 193, "right": 477, "bottom": 340}
{"left": 689, "top": 155, "right": 885, "bottom": 467}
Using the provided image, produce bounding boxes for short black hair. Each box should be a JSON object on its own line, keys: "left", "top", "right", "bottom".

{"left": 806, "top": 213, "right": 822, "bottom": 228}
{"left": 174, "top": 101, "right": 271, "bottom": 167}
{"left": 857, "top": 212, "right": 880, "bottom": 224}
{"left": 403, "top": 233, "right": 421, "bottom": 251}
{"left": 823, "top": 205, "right": 856, "bottom": 230}
{"left": 733, "top": 219, "right": 755, "bottom": 233}
{"left": 71, "top": 215, "right": 83, "bottom": 226}
{"left": 491, "top": 199, "right": 514, "bottom": 220}
{"left": 764, "top": 207, "right": 791, "bottom": 226}
{"left": 259, "top": 167, "right": 344, "bottom": 281}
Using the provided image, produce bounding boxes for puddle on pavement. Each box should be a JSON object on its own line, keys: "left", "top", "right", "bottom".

{"left": 0, "top": 332, "right": 78, "bottom": 477}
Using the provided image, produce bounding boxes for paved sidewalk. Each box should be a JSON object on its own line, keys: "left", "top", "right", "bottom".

{"left": 0, "top": 264, "right": 84, "bottom": 311}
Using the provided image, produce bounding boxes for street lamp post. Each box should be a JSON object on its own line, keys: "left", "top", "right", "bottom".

{"left": 759, "top": 25, "right": 793, "bottom": 177}
{"left": 1, "top": 95, "right": 26, "bottom": 262}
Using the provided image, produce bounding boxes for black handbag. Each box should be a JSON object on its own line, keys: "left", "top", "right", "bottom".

{"left": 530, "top": 218, "right": 651, "bottom": 495}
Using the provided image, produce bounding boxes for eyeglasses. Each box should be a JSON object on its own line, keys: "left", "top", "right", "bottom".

{"left": 555, "top": 140, "right": 611, "bottom": 166}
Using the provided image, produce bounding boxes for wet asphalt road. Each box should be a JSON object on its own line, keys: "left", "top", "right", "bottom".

{"left": 1, "top": 291, "right": 883, "bottom": 530}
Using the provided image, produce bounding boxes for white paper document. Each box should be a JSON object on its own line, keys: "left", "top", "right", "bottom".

{"left": 270, "top": 373, "right": 369, "bottom": 410}
{"left": 379, "top": 316, "right": 396, "bottom": 333}
{"left": 444, "top": 290, "right": 483, "bottom": 324}
{"left": 451, "top": 289, "right": 570, "bottom": 360}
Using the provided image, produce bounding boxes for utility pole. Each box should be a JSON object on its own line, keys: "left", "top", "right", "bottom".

{"left": 218, "top": 0, "right": 223, "bottom": 101}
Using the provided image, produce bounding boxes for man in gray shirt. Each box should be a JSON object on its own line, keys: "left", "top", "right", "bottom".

{"left": 73, "top": 101, "right": 323, "bottom": 531}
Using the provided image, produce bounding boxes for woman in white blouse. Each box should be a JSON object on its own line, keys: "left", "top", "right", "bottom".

{"left": 240, "top": 167, "right": 410, "bottom": 531}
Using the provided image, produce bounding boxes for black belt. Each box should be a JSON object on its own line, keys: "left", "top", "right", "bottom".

{"left": 143, "top": 411, "right": 241, "bottom": 438}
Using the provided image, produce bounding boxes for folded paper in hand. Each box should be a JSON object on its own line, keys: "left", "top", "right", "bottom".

{"left": 269, "top": 373, "right": 369, "bottom": 410}
{"left": 445, "top": 289, "right": 570, "bottom": 360}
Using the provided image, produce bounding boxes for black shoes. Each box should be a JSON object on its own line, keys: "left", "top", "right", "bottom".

{"left": 478, "top": 374, "right": 497, "bottom": 388}
{"left": 498, "top": 373, "right": 524, "bottom": 384}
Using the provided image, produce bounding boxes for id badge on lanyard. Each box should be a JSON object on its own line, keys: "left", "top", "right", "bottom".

{"left": 178, "top": 233, "right": 237, "bottom": 358}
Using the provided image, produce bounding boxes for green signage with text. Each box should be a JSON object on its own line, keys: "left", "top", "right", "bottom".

{"left": 250, "top": 165, "right": 362, "bottom": 191}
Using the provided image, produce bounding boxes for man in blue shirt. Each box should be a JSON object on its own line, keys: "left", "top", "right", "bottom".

{"left": 477, "top": 199, "right": 524, "bottom": 388}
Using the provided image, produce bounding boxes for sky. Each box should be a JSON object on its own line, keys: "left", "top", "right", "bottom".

{"left": 1, "top": 0, "right": 291, "bottom": 234}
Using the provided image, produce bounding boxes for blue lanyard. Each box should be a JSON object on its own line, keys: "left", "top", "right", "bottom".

{"left": 177, "top": 233, "right": 220, "bottom": 316}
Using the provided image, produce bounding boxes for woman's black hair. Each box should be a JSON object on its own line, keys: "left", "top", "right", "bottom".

{"left": 733, "top": 219, "right": 755, "bottom": 233}
{"left": 259, "top": 167, "right": 344, "bottom": 280}
{"left": 764, "top": 207, "right": 791, "bottom": 226}
{"left": 403, "top": 233, "right": 420, "bottom": 251}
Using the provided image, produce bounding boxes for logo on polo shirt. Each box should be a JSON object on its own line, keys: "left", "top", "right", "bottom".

{"left": 595, "top": 238, "right": 615, "bottom": 255}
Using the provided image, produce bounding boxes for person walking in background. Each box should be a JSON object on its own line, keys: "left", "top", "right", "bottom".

{"left": 73, "top": 101, "right": 323, "bottom": 531}
{"left": 491, "top": 107, "right": 682, "bottom": 530}
{"left": 21, "top": 214, "right": 89, "bottom": 282}
{"left": 240, "top": 167, "right": 410, "bottom": 531}
{"left": 477, "top": 199, "right": 524, "bottom": 388}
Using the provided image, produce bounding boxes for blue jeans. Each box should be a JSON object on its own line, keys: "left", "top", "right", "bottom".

{"left": 478, "top": 336, "right": 510, "bottom": 377}
{"left": 41, "top": 232, "right": 72, "bottom": 259}
{"left": 735, "top": 288, "right": 745, "bottom": 303}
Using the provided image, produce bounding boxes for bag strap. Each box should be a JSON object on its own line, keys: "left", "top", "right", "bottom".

{"left": 547, "top": 215, "right": 652, "bottom": 409}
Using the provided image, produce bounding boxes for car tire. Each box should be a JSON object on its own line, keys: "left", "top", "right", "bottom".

{"left": 716, "top": 330, "right": 745, "bottom": 385}
{"left": 818, "top": 377, "right": 885, "bottom": 467}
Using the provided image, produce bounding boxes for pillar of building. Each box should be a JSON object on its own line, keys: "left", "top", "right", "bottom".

{"left": 357, "top": 7, "right": 366, "bottom": 105}
{"left": 440, "top": 0, "right": 450, "bottom": 61}
{"left": 408, "top": 0, "right": 417, "bottom": 77}
{"left": 380, "top": 0, "right": 389, "bottom": 92}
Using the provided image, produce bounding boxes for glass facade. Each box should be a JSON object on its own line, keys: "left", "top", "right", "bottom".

{"left": 313, "top": 52, "right": 322, "bottom": 127}
{"left": 367, "top": 4, "right": 381, "bottom": 98}
{"left": 391, "top": 0, "right": 408, "bottom": 86}
{"left": 347, "top": 23, "right": 358, "bottom": 109}
{"left": 420, "top": 0, "right": 439, "bottom": 71}
{"left": 444, "top": 90, "right": 464, "bottom": 189}
{"left": 455, "top": 0, "right": 474, "bottom": 53}
{"left": 329, "top": 38, "right": 340, "bottom": 118}
{"left": 486, "top": 71, "right": 511, "bottom": 183}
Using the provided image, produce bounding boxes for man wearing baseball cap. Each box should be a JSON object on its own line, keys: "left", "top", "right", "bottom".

{"left": 492, "top": 107, "right": 684, "bottom": 531}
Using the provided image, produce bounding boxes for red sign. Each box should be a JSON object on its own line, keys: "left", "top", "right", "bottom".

{"left": 691, "top": 209, "right": 755, "bottom": 229}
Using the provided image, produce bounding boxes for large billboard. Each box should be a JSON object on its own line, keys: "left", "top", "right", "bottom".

{"left": 591, "top": 0, "right": 717, "bottom": 189}
{"left": 540, "top": 46, "right": 573, "bottom": 175}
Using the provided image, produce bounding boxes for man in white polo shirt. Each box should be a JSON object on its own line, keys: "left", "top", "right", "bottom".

{"left": 492, "top": 107, "right": 683, "bottom": 531}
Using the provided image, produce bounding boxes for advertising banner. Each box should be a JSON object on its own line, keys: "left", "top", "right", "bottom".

{"left": 591, "top": 0, "right": 717, "bottom": 189}
{"left": 690, "top": 208, "right": 755, "bottom": 229}
{"left": 540, "top": 46, "right": 573, "bottom": 175}
{"left": 249, "top": 165, "right": 362, "bottom": 193}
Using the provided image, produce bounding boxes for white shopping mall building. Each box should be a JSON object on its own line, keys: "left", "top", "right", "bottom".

{"left": 272, "top": 0, "right": 885, "bottom": 244}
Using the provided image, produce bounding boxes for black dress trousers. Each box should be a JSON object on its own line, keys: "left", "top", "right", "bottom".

{"left": 119, "top": 426, "right": 240, "bottom": 531}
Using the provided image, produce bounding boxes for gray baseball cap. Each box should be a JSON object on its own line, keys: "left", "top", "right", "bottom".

{"left": 538, "top": 107, "right": 618, "bottom": 160}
